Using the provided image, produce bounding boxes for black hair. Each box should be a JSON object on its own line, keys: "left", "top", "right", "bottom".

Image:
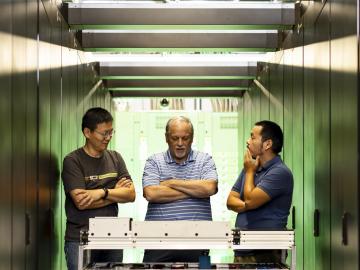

{"left": 81, "top": 107, "right": 113, "bottom": 132}
{"left": 255, "top": 120, "right": 283, "bottom": 154}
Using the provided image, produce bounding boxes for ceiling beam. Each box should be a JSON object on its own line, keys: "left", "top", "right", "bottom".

{"left": 67, "top": 2, "right": 296, "bottom": 26}
{"left": 110, "top": 89, "right": 246, "bottom": 98}
{"left": 80, "top": 31, "right": 278, "bottom": 50}
{"left": 99, "top": 64, "right": 258, "bottom": 77}
{"left": 105, "top": 79, "right": 252, "bottom": 88}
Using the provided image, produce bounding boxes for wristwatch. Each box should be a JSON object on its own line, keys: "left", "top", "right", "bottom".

{"left": 102, "top": 188, "right": 109, "bottom": 199}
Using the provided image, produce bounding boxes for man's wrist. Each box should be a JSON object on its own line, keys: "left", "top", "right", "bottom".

{"left": 245, "top": 168, "right": 256, "bottom": 174}
{"left": 243, "top": 201, "right": 248, "bottom": 210}
{"left": 102, "top": 188, "right": 109, "bottom": 199}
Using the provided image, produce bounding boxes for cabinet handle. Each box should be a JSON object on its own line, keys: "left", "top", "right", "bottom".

{"left": 342, "top": 212, "right": 349, "bottom": 246}
{"left": 313, "top": 209, "right": 320, "bottom": 237}
{"left": 292, "top": 206, "right": 296, "bottom": 229}
{"left": 129, "top": 218, "right": 133, "bottom": 231}
{"left": 25, "top": 213, "right": 30, "bottom": 245}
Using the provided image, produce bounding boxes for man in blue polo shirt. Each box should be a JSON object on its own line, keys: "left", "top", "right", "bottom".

{"left": 227, "top": 120, "right": 293, "bottom": 263}
{"left": 142, "top": 116, "right": 218, "bottom": 262}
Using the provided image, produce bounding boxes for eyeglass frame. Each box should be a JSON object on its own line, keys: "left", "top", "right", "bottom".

{"left": 93, "top": 129, "right": 115, "bottom": 138}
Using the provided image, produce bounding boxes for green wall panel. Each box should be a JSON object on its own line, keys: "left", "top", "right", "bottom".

{"left": 0, "top": 3, "right": 12, "bottom": 268}
{"left": 0, "top": 0, "right": 114, "bottom": 268}
{"left": 50, "top": 14, "right": 63, "bottom": 270}
{"left": 283, "top": 48, "right": 293, "bottom": 167}
{"left": 259, "top": 65, "right": 270, "bottom": 120}
{"left": 77, "top": 62, "right": 85, "bottom": 148}
{"left": 25, "top": 0, "right": 39, "bottom": 269}
{"left": 38, "top": 3, "right": 52, "bottom": 268}
{"left": 269, "top": 56, "right": 284, "bottom": 127}
{"left": 237, "top": 98, "right": 245, "bottom": 169}
{"left": 303, "top": 44, "right": 316, "bottom": 270}
{"left": 251, "top": 84, "right": 260, "bottom": 124}
{"left": 313, "top": 4, "right": 331, "bottom": 269}
{"left": 302, "top": 5, "right": 317, "bottom": 268}
{"left": 330, "top": 0, "right": 359, "bottom": 266}
{"left": 11, "top": 0, "right": 27, "bottom": 268}
{"left": 282, "top": 46, "right": 295, "bottom": 270}
{"left": 243, "top": 92, "right": 253, "bottom": 143}
{"left": 249, "top": 0, "right": 358, "bottom": 268}
{"left": 291, "top": 41, "right": 304, "bottom": 270}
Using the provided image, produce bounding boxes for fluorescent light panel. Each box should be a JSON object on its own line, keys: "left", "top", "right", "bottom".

{"left": 109, "top": 86, "right": 248, "bottom": 91}
{"left": 82, "top": 29, "right": 278, "bottom": 34}
{"left": 69, "top": 1, "right": 294, "bottom": 9}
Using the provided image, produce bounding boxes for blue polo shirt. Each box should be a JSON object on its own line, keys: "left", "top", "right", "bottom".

{"left": 142, "top": 149, "right": 218, "bottom": 221}
{"left": 232, "top": 155, "right": 293, "bottom": 230}
{"left": 232, "top": 156, "right": 293, "bottom": 256}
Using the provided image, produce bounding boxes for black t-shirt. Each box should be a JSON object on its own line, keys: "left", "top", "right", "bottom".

{"left": 61, "top": 148, "right": 131, "bottom": 241}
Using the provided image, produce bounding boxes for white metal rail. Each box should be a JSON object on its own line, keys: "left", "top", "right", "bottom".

{"left": 78, "top": 217, "right": 296, "bottom": 270}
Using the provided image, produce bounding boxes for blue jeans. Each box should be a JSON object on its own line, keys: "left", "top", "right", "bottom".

{"left": 64, "top": 241, "right": 123, "bottom": 270}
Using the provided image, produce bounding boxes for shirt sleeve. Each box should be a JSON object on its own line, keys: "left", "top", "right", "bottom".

{"left": 61, "top": 156, "right": 85, "bottom": 193}
{"left": 231, "top": 170, "right": 245, "bottom": 194}
{"left": 200, "top": 154, "right": 218, "bottom": 181}
{"left": 142, "top": 157, "right": 161, "bottom": 188}
{"left": 114, "top": 152, "right": 131, "bottom": 180}
{"left": 257, "top": 167, "right": 293, "bottom": 199}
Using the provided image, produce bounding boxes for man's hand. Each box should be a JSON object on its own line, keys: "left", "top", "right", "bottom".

{"left": 71, "top": 189, "right": 104, "bottom": 210}
{"left": 143, "top": 185, "right": 190, "bottom": 203}
{"left": 116, "top": 177, "right": 132, "bottom": 188}
{"left": 70, "top": 178, "right": 136, "bottom": 210}
{"left": 160, "top": 178, "right": 217, "bottom": 198}
{"left": 160, "top": 179, "right": 175, "bottom": 187}
{"left": 242, "top": 149, "right": 271, "bottom": 209}
{"left": 244, "top": 149, "right": 259, "bottom": 172}
{"left": 109, "top": 177, "right": 136, "bottom": 203}
{"left": 227, "top": 191, "right": 246, "bottom": 213}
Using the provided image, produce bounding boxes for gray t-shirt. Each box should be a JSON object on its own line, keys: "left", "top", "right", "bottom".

{"left": 62, "top": 148, "right": 130, "bottom": 241}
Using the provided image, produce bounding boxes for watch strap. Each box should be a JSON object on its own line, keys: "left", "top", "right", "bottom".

{"left": 102, "top": 188, "right": 109, "bottom": 199}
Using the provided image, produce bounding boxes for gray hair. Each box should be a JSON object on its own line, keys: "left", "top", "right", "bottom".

{"left": 165, "top": 116, "right": 194, "bottom": 137}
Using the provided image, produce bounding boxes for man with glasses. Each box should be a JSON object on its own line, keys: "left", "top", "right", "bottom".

{"left": 62, "top": 107, "right": 136, "bottom": 270}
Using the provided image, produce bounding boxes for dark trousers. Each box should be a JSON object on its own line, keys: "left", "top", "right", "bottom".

{"left": 234, "top": 250, "right": 283, "bottom": 264}
{"left": 143, "top": 249, "right": 208, "bottom": 263}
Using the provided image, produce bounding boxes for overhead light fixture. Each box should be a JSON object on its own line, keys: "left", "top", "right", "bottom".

{"left": 87, "top": 52, "right": 270, "bottom": 65}
{"left": 160, "top": 98, "right": 169, "bottom": 107}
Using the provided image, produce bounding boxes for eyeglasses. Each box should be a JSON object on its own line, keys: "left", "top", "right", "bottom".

{"left": 93, "top": 129, "right": 115, "bottom": 138}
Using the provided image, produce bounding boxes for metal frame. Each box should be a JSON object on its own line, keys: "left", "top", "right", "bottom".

{"left": 78, "top": 218, "right": 296, "bottom": 270}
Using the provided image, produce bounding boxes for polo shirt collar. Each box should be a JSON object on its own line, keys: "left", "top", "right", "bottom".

{"left": 259, "top": 155, "right": 281, "bottom": 171}
{"left": 165, "top": 149, "right": 195, "bottom": 164}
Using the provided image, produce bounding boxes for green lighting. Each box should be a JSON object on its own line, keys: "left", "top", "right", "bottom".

{"left": 108, "top": 86, "right": 248, "bottom": 91}
{"left": 71, "top": 24, "right": 292, "bottom": 31}
{"left": 101, "top": 76, "right": 255, "bottom": 80}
